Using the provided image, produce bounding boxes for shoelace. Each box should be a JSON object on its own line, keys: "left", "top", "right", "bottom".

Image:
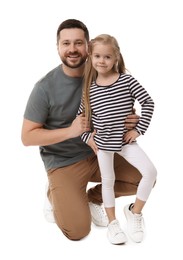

{"left": 133, "top": 214, "right": 143, "bottom": 232}
{"left": 110, "top": 221, "right": 123, "bottom": 234}
{"left": 93, "top": 203, "right": 107, "bottom": 218}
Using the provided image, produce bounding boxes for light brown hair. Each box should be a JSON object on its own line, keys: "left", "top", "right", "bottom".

{"left": 82, "top": 34, "right": 126, "bottom": 122}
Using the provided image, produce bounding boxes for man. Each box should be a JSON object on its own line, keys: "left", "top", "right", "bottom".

{"left": 21, "top": 19, "right": 141, "bottom": 241}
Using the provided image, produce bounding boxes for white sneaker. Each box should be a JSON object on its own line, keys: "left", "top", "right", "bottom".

{"left": 107, "top": 219, "right": 127, "bottom": 245}
{"left": 124, "top": 204, "right": 144, "bottom": 243}
{"left": 89, "top": 202, "right": 109, "bottom": 227}
{"left": 43, "top": 184, "right": 55, "bottom": 223}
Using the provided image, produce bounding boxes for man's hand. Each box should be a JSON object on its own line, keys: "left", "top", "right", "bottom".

{"left": 125, "top": 113, "right": 140, "bottom": 130}
{"left": 69, "top": 114, "right": 90, "bottom": 138}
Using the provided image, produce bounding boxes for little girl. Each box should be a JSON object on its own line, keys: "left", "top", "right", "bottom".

{"left": 78, "top": 34, "right": 157, "bottom": 245}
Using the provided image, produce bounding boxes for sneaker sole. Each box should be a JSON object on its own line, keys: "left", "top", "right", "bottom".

{"left": 91, "top": 216, "right": 108, "bottom": 227}
{"left": 107, "top": 233, "right": 127, "bottom": 245}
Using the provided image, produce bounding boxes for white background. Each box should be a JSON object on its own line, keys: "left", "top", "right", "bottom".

{"left": 0, "top": 0, "right": 182, "bottom": 259}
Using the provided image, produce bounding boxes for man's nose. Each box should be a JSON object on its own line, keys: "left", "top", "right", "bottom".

{"left": 69, "top": 43, "right": 77, "bottom": 52}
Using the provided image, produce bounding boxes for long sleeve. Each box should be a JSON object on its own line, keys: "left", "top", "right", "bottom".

{"left": 128, "top": 76, "right": 154, "bottom": 135}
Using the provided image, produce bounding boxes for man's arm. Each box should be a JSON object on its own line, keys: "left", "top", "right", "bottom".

{"left": 21, "top": 115, "right": 90, "bottom": 146}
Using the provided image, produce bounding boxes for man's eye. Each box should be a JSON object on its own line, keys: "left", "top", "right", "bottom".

{"left": 76, "top": 42, "right": 83, "bottom": 46}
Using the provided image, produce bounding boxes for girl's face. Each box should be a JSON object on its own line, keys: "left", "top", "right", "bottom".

{"left": 91, "top": 43, "right": 117, "bottom": 75}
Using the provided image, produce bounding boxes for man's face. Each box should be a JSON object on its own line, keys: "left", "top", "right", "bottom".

{"left": 57, "top": 28, "right": 88, "bottom": 69}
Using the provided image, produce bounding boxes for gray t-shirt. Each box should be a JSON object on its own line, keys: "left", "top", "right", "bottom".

{"left": 24, "top": 65, "right": 93, "bottom": 170}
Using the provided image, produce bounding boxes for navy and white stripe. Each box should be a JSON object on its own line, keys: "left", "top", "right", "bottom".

{"left": 78, "top": 73, "right": 154, "bottom": 151}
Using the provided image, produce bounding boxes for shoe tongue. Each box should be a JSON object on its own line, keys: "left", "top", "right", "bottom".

{"left": 111, "top": 219, "right": 118, "bottom": 225}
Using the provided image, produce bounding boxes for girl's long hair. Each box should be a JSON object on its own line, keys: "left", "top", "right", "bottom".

{"left": 82, "top": 34, "right": 126, "bottom": 122}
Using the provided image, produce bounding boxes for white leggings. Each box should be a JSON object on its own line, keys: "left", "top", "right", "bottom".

{"left": 97, "top": 142, "right": 157, "bottom": 208}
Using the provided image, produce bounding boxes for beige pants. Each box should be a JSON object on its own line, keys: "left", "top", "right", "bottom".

{"left": 47, "top": 153, "right": 142, "bottom": 240}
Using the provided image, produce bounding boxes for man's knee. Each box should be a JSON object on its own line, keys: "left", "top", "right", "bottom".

{"left": 61, "top": 224, "right": 91, "bottom": 241}
{"left": 54, "top": 212, "right": 91, "bottom": 240}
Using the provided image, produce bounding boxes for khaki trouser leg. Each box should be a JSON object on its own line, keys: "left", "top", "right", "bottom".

{"left": 47, "top": 155, "right": 99, "bottom": 240}
{"left": 47, "top": 153, "right": 141, "bottom": 240}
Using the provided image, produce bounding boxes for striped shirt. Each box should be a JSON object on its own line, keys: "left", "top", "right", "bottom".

{"left": 78, "top": 73, "right": 154, "bottom": 152}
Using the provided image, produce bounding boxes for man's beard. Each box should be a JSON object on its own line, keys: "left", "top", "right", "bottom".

{"left": 61, "top": 55, "right": 87, "bottom": 69}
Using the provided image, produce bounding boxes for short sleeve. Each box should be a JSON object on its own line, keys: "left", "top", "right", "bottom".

{"left": 23, "top": 82, "right": 49, "bottom": 124}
